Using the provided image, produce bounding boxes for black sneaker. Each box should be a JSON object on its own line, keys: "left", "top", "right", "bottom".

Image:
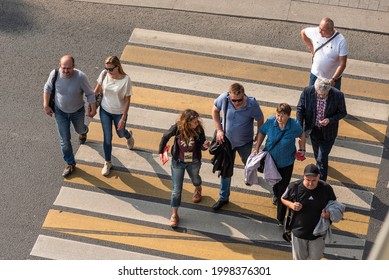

{"left": 79, "top": 133, "right": 87, "bottom": 144}
{"left": 62, "top": 164, "right": 75, "bottom": 177}
{"left": 212, "top": 199, "right": 229, "bottom": 211}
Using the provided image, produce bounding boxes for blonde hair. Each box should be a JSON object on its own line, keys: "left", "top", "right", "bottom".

{"left": 105, "top": 55, "right": 126, "bottom": 75}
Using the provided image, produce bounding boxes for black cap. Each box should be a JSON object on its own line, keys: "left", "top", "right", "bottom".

{"left": 303, "top": 164, "right": 320, "bottom": 176}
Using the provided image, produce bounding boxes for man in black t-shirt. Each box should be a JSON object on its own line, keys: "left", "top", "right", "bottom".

{"left": 281, "top": 163, "right": 336, "bottom": 260}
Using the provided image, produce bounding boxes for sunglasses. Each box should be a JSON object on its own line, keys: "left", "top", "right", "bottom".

{"left": 105, "top": 66, "right": 117, "bottom": 72}
{"left": 231, "top": 98, "right": 243, "bottom": 103}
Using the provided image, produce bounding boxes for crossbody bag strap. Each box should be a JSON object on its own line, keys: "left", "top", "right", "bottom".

{"left": 267, "top": 129, "right": 286, "bottom": 152}
{"left": 312, "top": 32, "right": 339, "bottom": 62}
{"left": 223, "top": 94, "right": 229, "bottom": 132}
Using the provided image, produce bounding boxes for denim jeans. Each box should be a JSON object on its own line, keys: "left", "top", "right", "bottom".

{"left": 100, "top": 107, "right": 131, "bottom": 162}
{"left": 55, "top": 106, "right": 88, "bottom": 165}
{"left": 171, "top": 159, "right": 202, "bottom": 208}
{"left": 310, "top": 127, "right": 335, "bottom": 181}
{"left": 309, "top": 73, "right": 342, "bottom": 90}
{"left": 219, "top": 140, "right": 253, "bottom": 201}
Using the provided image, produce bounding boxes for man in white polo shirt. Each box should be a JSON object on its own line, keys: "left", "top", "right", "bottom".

{"left": 301, "top": 17, "right": 348, "bottom": 90}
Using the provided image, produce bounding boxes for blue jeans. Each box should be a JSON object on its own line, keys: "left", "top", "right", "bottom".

{"left": 310, "top": 127, "right": 335, "bottom": 181}
{"left": 171, "top": 159, "right": 202, "bottom": 208}
{"left": 219, "top": 141, "right": 253, "bottom": 201}
{"left": 55, "top": 106, "right": 88, "bottom": 165}
{"left": 100, "top": 107, "right": 131, "bottom": 161}
{"left": 309, "top": 73, "right": 342, "bottom": 90}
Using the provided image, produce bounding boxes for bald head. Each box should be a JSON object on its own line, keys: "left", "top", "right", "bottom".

{"left": 319, "top": 17, "right": 335, "bottom": 38}
{"left": 59, "top": 55, "right": 75, "bottom": 78}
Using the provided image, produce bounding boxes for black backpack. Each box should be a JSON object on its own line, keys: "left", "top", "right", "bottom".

{"left": 48, "top": 69, "right": 59, "bottom": 112}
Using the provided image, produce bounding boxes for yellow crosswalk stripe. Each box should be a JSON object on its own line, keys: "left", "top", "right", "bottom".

{"left": 122, "top": 45, "right": 389, "bottom": 101}
{"left": 65, "top": 164, "right": 369, "bottom": 235}
{"left": 86, "top": 122, "right": 379, "bottom": 188}
{"left": 131, "top": 87, "right": 387, "bottom": 144}
{"left": 43, "top": 210, "right": 292, "bottom": 260}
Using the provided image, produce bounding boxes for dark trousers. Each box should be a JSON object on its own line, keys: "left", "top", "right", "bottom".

{"left": 273, "top": 164, "right": 294, "bottom": 223}
{"left": 310, "top": 127, "right": 335, "bottom": 181}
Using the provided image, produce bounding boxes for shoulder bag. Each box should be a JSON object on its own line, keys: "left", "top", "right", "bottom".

{"left": 96, "top": 70, "right": 108, "bottom": 108}
{"left": 282, "top": 183, "right": 299, "bottom": 242}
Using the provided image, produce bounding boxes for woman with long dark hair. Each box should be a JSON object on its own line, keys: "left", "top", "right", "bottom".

{"left": 159, "top": 109, "right": 210, "bottom": 227}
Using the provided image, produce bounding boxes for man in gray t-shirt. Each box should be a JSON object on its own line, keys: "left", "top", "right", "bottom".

{"left": 43, "top": 55, "right": 96, "bottom": 177}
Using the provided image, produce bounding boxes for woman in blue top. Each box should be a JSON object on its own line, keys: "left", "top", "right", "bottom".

{"left": 254, "top": 103, "right": 306, "bottom": 225}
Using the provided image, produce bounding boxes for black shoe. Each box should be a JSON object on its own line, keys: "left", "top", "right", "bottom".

{"left": 277, "top": 219, "right": 284, "bottom": 227}
{"left": 272, "top": 195, "right": 278, "bottom": 205}
{"left": 212, "top": 199, "right": 229, "bottom": 211}
{"left": 62, "top": 164, "right": 75, "bottom": 177}
{"left": 79, "top": 133, "right": 87, "bottom": 144}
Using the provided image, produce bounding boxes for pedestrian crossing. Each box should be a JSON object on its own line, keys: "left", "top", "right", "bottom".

{"left": 30, "top": 28, "right": 389, "bottom": 260}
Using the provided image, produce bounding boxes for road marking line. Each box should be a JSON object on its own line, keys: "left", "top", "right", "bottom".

{"left": 124, "top": 65, "right": 389, "bottom": 122}
{"left": 129, "top": 28, "right": 389, "bottom": 81}
{"left": 43, "top": 210, "right": 292, "bottom": 260}
{"left": 83, "top": 125, "right": 379, "bottom": 188}
{"left": 121, "top": 45, "right": 389, "bottom": 101}
{"left": 30, "top": 235, "right": 167, "bottom": 260}
{"left": 92, "top": 107, "right": 383, "bottom": 164}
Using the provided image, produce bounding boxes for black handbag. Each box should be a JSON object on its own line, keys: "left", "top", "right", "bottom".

{"left": 257, "top": 129, "right": 286, "bottom": 173}
{"left": 283, "top": 184, "right": 298, "bottom": 242}
{"left": 283, "top": 208, "right": 293, "bottom": 242}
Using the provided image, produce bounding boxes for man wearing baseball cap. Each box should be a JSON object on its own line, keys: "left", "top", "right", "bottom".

{"left": 281, "top": 163, "right": 337, "bottom": 260}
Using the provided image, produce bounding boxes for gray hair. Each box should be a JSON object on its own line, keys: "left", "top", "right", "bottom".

{"left": 314, "top": 77, "right": 331, "bottom": 94}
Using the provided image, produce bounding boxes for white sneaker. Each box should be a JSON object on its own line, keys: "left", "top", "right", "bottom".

{"left": 102, "top": 161, "right": 112, "bottom": 176}
{"left": 127, "top": 131, "right": 135, "bottom": 150}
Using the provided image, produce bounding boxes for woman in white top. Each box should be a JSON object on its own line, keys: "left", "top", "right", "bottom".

{"left": 94, "top": 56, "right": 134, "bottom": 176}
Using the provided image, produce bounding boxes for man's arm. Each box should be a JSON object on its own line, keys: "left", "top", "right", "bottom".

{"left": 43, "top": 92, "right": 53, "bottom": 117}
{"left": 330, "top": 55, "right": 347, "bottom": 86}
{"left": 301, "top": 29, "right": 314, "bottom": 54}
{"left": 212, "top": 105, "right": 224, "bottom": 143}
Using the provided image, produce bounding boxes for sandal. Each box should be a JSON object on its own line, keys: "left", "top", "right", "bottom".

{"left": 192, "top": 187, "right": 202, "bottom": 203}
{"left": 169, "top": 215, "right": 179, "bottom": 228}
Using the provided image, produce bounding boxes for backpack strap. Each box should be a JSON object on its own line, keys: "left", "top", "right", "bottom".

{"left": 51, "top": 68, "right": 59, "bottom": 90}
{"left": 49, "top": 69, "right": 59, "bottom": 111}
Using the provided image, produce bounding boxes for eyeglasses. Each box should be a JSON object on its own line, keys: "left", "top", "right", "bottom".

{"left": 231, "top": 98, "right": 243, "bottom": 103}
{"left": 105, "top": 66, "right": 117, "bottom": 72}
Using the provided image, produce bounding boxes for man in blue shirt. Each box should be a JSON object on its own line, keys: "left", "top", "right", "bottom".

{"left": 211, "top": 83, "right": 264, "bottom": 210}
